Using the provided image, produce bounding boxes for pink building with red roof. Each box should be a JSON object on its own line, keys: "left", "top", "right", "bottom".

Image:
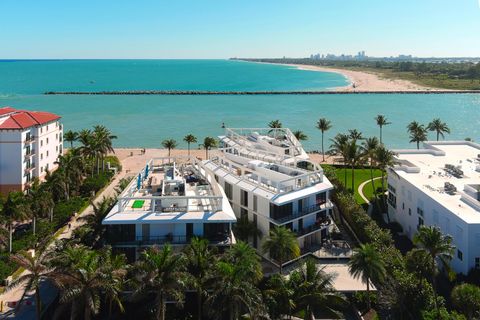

{"left": 0, "top": 106, "right": 63, "bottom": 194}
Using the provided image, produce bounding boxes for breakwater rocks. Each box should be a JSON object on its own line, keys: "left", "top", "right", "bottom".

{"left": 44, "top": 90, "right": 480, "bottom": 95}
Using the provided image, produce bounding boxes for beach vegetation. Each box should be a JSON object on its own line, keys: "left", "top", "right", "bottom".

{"left": 183, "top": 134, "right": 197, "bottom": 157}
{"left": 262, "top": 226, "right": 300, "bottom": 273}
{"left": 201, "top": 136, "right": 217, "bottom": 159}
{"left": 374, "top": 115, "right": 391, "bottom": 144}
{"left": 292, "top": 130, "right": 308, "bottom": 141}
{"left": 407, "top": 121, "right": 428, "bottom": 149}
{"left": 316, "top": 117, "right": 332, "bottom": 162}
{"left": 427, "top": 118, "right": 450, "bottom": 141}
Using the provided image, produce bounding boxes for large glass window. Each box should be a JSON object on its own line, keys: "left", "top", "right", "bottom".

{"left": 224, "top": 182, "right": 233, "bottom": 200}
{"left": 241, "top": 189, "right": 248, "bottom": 207}
{"left": 270, "top": 203, "right": 293, "bottom": 220}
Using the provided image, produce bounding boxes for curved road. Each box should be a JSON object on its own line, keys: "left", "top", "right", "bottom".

{"left": 358, "top": 176, "right": 383, "bottom": 204}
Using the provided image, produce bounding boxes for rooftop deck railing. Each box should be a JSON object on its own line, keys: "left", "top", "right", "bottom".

{"left": 109, "top": 233, "right": 233, "bottom": 246}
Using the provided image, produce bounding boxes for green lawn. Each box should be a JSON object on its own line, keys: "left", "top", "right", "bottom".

{"left": 334, "top": 167, "right": 383, "bottom": 204}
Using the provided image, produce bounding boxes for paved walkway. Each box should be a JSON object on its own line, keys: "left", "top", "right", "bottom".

{"left": 357, "top": 176, "right": 383, "bottom": 205}
{"left": 0, "top": 169, "right": 131, "bottom": 319}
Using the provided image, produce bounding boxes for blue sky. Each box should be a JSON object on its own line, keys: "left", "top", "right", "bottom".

{"left": 1, "top": 0, "right": 479, "bottom": 58}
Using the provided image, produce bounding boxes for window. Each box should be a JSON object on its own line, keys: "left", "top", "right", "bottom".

{"left": 56, "top": 146, "right": 58, "bottom": 152}
{"left": 240, "top": 190, "right": 248, "bottom": 207}
{"left": 388, "top": 193, "right": 396, "bottom": 208}
{"left": 241, "top": 208, "right": 248, "bottom": 218}
{"left": 316, "top": 192, "right": 326, "bottom": 205}
{"left": 417, "top": 207, "right": 424, "bottom": 217}
{"left": 40, "top": 140, "right": 43, "bottom": 147}
{"left": 46, "top": 125, "right": 49, "bottom": 131}
{"left": 457, "top": 250, "right": 463, "bottom": 261}
{"left": 40, "top": 153, "right": 43, "bottom": 160}
{"left": 46, "top": 151, "right": 49, "bottom": 157}
{"left": 40, "top": 167, "right": 43, "bottom": 173}
{"left": 224, "top": 182, "right": 233, "bottom": 200}
{"left": 402, "top": 203, "right": 405, "bottom": 210}
{"left": 270, "top": 203, "right": 293, "bottom": 220}
{"left": 214, "top": 175, "right": 219, "bottom": 182}
{"left": 417, "top": 217, "right": 424, "bottom": 230}
{"left": 408, "top": 208, "right": 412, "bottom": 216}
{"left": 253, "top": 195, "right": 258, "bottom": 212}
{"left": 56, "top": 133, "right": 58, "bottom": 140}
{"left": 46, "top": 138, "right": 49, "bottom": 144}
{"left": 388, "top": 184, "right": 396, "bottom": 194}
{"left": 475, "top": 257, "right": 480, "bottom": 269}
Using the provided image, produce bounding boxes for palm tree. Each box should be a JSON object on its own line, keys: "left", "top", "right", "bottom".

{"left": 427, "top": 118, "right": 450, "bottom": 141}
{"left": 348, "top": 129, "right": 363, "bottom": 141}
{"left": 201, "top": 137, "right": 217, "bottom": 159}
{"left": 132, "top": 245, "right": 186, "bottom": 320}
{"left": 184, "top": 237, "right": 216, "bottom": 320}
{"left": 64, "top": 130, "right": 78, "bottom": 149}
{"left": 348, "top": 244, "right": 386, "bottom": 310}
{"left": 361, "top": 137, "right": 380, "bottom": 204}
{"left": 77, "top": 197, "right": 115, "bottom": 246}
{"left": 413, "top": 226, "right": 455, "bottom": 319}
{"left": 7, "top": 249, "right": 52, "bottom": 319}
{"left": 264, "top": 273, "right": 296, "bottom": 319}
{"left": 51, "top": 244, "right": 126, "bottom": 320}
{"left": 451, "top": 283, "right": 480, "bottom": 320}
{"left": 344, "top": 139, "right": 363, "bottom": 192}
{"left": 293, "top": 130, "right": 308, "bottom": 141}
{"left": 316, "top": 118, "right": 332, "bottom": 162}
{"left": 233, "top": 214, "right": 262, "bottom": 244}
{"left": 2, "top": 191, "right": 31, "bottom": 252}
{"left": 207, "top": 242, "right": 265, "bottom": 320}
{"left": 375, "top": 115, "right": 391, "bottom": 144}
{"left": 93, "top": 125, "right": 117, "bottom": 172}
{"left": 407, "top": 121, "right": 428, "bottom": 149}
{"left": 268, "top": 120, "right": 282, "bottom": 129}
{"left": 262, "top": 226, "right": 300, "bottom": 273}
{"left": 183, "top": 134, "right": 197, "bottom": 157}
{"left": 330, "top": 133, "right": 350, "bottom": 187}
{"left": 100, "top": 248, "right": 128, "bottom": 317}
{"left": 375, "top": 145, "right": 396, "bottom": 218}
{"left": 54, "top": 151, "right": 84, "bottom": 200}
{"left": 162, "top": 138, "right": 178, "bottom": 161}
{"left": 290, "top": 259, "right": 346, "bottom": 319}
{"left": 27, "top": 179, "right": 54, "bottom": 235}
{"left": 78, "top": 129, "right": 96, "bottom": 175}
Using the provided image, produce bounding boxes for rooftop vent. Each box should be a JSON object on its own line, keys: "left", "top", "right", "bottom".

{"left": 445, "top": 164, "right": 463, "bottom": 178}
{"left": 444, "top": 182, "right": 457, "bottom": 195}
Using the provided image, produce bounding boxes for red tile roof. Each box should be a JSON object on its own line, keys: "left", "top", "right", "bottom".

{"left": 0, "top": 107, "right": 61, "bottom": 130}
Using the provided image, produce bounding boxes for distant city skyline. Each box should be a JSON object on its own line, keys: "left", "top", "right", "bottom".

{"left": 1, "top": 0, "right": 480, "bottom": 59}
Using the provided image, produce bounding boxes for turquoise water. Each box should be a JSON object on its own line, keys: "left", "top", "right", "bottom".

{"left": 0, "top": 60, "right": 479, "bottom": 150}
{"left": 1, "top": 93, "right": 479, "bottom": 150}
{"left": 0, "top": 59, "right": 348, "bottom": 94}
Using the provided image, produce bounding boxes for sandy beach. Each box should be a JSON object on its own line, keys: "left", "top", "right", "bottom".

{"left": 273, "top": 63, "right": 438, "bottom": 92}
{"left": 113, "top": 148, "right": 339, "bottom": 175}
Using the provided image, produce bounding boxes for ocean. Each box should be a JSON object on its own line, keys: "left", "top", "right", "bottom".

{"left": 0, "top": 59, "right": 479, "bottom": 150}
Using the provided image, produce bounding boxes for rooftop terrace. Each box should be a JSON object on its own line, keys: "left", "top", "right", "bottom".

{"left": 392, "top": 141, "right": 480, "bottom": 223}
{"left": 103, "top": 157, "right": 236, "bottom": 224}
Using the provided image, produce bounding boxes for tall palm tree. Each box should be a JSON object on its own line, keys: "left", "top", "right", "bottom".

{"left": 77, "top": 196, "right": 115, "bottom": 246}
{"left": 427, "top": 118, "right": 450, "bottom": 141}
{"left": 348, "top": 244, "right": 386, "bottom": 310}
{"left": 201, "top": 137, "right": 217, "bottom": 159}
{"left": 184, "top": 237, "right": 216, "bottom": 320}
{"left": 290, "top": 259, "right": 346, "bottom": 319}
{"left": 64, "top": 130, "right": 78, "bottom": 149}
{"left": 100, "top": 248, "right": 128, "bottom": 317}
{"left": 78, "top": 129, "right": 96, "bottom": 175}
{"left": 28, "top": 179, "right": 54, "bottom": 235}
{"left": 293, "top": 130, "right": 308, "bottom": 141}
{"left": 162, "top": 138, "right": 178, "bottom": 161}
{"left": 2, "top": 191, "right": 31, "bottom": 252}
{"left": 375, "top": 145, "right": 396, "bottom": 218}
{"left": 375, "top": 115, "right": 391, "bottom": 144}
{"left": 344, "top": 139, "right": 363, "bottom": 192}
{"left": 207, "top": 242, "right": 265, "bottom": 320}
{"left": 93, "top": 125, "right": 117, "bottom": 172}
{"left": 183, "top": 134, "right": 197, "bottom": 157}
{"left": 133, "top": 245, "right": 186, "bottom": 320}
{"left": 348, "top": 129, "right": 363, "bottom": 141}
{"left": 54, "top": 151, "right": 84, "bottom": 200}
{"left": 233, "top": 214, "right": 262, "bottom": 244}
{"left": 413, "top": 226, "right": 455, "bottom": 319}
{"left": 7, "top": 249, "right": 52, "bottom": 320}
{"left": 330, "top": 133, "right": 350, "bottom": 187}
{"left": 407, "top": 121, "right": 428, "bottom": 149}
{"left": 316, "top": 118, "right": 332, "bottom": 162}
{"left": 262, "top": 226, "right": 300, "bottom": 273}
{"left": 361, "top": 137, "right": 380, "bottom": 204}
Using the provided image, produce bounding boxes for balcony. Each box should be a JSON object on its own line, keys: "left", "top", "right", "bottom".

{"left": 109, "top": 233, "right": 233, "bottom": 247}
{"left": 24, "top": 164, "right": 35, "bottom": 174}
{"left": 24, "top": 150, "right": 36, "bottom": 160}
{"left": 24, "top": 136, "right": 35, "bottom": 144}
{"left": 274, "top": 201, "right": 332, "bottom": 224}
{"left": 295, "top": 218, "right": 331, "bottom": 237}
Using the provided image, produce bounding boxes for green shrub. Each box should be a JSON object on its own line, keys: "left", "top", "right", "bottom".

{"left": 53, "top": 196, "right": 86, "bottom": 226}
{"left": 80, "top": 172, "right": 112, "bottom": 197}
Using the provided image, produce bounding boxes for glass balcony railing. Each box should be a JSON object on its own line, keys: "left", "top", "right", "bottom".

{"left": 274, "top": 200, "right": 332, "bottom": 224}
{"left": 108, "top": 233, "right": 233, "bottom": 246}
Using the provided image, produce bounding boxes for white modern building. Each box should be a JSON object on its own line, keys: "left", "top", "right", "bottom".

{"left": 203, "top": 128, "right": 335, "bottom": 261}
{"left": 387, "top": 141, "right": 480, "bottom": 274}
{"left": 0, "top": 106, "right": 63, "bottom": 194}
{"left": 102, "top": 157, "right": 236, "bottom": 261}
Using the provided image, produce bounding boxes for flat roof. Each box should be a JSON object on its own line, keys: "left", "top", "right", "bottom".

{"left": 392, "top": 141, "right": 480, "bottom": 224}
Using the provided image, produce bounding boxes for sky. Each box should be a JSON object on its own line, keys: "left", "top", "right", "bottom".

{"left": 1, "top": 0, "right": 479, "bottom": 59}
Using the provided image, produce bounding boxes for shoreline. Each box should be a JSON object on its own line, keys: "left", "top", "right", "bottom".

{"left": 254, "top": 61, "right": 441, "bottom": 92}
